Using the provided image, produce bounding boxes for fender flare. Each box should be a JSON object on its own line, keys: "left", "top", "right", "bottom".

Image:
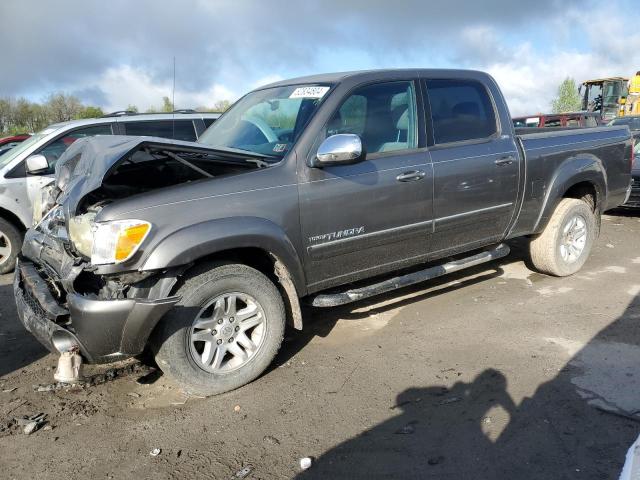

{"left": 533, "top": 154, "right": 607, "bottom": 233}
{"left": 141, "top": 216, "right": 307, "bottom": 295}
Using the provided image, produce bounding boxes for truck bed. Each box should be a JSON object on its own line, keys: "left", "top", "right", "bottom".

{"left": 509, "top": 125, "right": 632, "bottom": 238}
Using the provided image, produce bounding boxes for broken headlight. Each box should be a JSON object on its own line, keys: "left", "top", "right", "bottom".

{"left": 68, "top": 212, "right": 96, "bottom": 258}
{"left": 91, "top": 220, "right": 151, "bottom": 265}
{"left": 69, "top": 216, "right": 151, "bottom": 265}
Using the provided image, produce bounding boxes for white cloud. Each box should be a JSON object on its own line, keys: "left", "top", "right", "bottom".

{"left": 95, "top": 65, "right": 238, "bottom": 112}
{"left": 477, "top": 9, "right": 640, "bottom": 116}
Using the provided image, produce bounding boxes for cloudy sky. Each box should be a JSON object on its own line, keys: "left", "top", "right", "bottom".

{"left": 2, "top": 0, "right": 640, "bottom": 116}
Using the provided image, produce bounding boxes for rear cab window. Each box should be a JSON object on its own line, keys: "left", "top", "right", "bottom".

{"left": 425, "top": 79, "right": 497, "bottom": 144}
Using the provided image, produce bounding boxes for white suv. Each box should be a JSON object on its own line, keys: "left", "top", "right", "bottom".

{"left": 0, "top": 111, "right": 220, "bottom": 273}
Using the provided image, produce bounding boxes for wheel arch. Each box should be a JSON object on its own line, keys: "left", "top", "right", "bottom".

{"left": 532, "top": 155, "right": 606, "bottom": 234}
{"left": 141, "top": 218, "right": 306, "bottom": 330}
{"left": 0, "top": 206, "right": 27, "bottom": 232}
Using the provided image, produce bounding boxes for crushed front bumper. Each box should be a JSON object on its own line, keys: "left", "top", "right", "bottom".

{"left": 14, "top": 258, "right": 179, "bottom": 363}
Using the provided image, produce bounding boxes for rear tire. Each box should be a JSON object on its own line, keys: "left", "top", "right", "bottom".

{"left": 529, "top": 198, "right": 596, "bottom": 277}
{"left": 0, "top": 218, "right": 22, "bottom": 274}
{"left": 151, "top": 262, "right": 285, "bottom": 397}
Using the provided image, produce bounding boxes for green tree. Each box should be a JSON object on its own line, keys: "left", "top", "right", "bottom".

{"left": 78, "top": 106, "right": 104, "bottom": 119}
{"left": 45, "top": 92, "right": 82, "bottom": 122}
{"left": 551, "top": 77, "right": 582, "bottom": 113}
{"left": 161, "top": 96, "right": 174, "bottom": 112}
{"left": 126, "top": 104, "right": 138, "bottom": 113}
{"left": 213, "top": 99, "right": 232, "bottom": 112}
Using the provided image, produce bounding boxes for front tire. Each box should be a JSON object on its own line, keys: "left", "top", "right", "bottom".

{"left": 0, "top": 218, "right": 22, "bottom": 274}
{"left": 529, "top": 198, "right": 596, "bottom": 277}
{"left": 151, "top": 263, "right": 285, "bottom": 397}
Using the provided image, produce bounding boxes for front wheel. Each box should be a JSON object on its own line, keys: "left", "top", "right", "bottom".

{"left": 151, "top": 263, "right": 285, "bottom": 396}
{"left": 529, "top": 198, "right": 597, "bottom": 277}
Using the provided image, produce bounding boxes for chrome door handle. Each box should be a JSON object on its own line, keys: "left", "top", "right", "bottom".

{"left": 495, "top": 156, "right": 515, "bottom": 166}
{"left": 396, "top": 170, "right": 426, "bottom": 182}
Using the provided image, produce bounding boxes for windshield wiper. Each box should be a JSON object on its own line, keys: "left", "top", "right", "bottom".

{"left": 245, "top": 158, "right": 271, "bottom": 168}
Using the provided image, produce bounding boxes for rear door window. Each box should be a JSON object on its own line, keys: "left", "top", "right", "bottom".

{"left": 123, "top": 120, "right": 197, "bottom": 141}
{"left": 426, "top": 79, "right": 497, "bottom": 144}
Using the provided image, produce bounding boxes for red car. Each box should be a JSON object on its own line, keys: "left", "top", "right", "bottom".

{"left": 0, "top": 134, "right": 30, "bottom": 155}
{"left": 512, "top": 112, "right": 601, "bottom": 128}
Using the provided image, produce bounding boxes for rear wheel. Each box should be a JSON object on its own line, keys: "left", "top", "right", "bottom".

{"left": 529, "top": 198, "right": 596, "bottom": 276}
{"left": 151, "top": 263, "right": 285, "bottom": 396}
{"left": 0, "top": 218, "right": 22, "bottom": 274}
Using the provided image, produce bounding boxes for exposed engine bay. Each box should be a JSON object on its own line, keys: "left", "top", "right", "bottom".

{"left": 78, "top": 145, "right": 262, "bottom": 212}
{"left": 28, "top": 138, "right": 271, "bottom": 302}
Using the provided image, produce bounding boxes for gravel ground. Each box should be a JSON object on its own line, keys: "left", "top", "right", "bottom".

{"left": 1, "top": 211, "right": 639, "bottom": 479}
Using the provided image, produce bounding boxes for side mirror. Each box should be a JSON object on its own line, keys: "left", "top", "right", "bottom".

{"left": 314, "top": 134, "right": 365, "bottom": 167}
{"left": 25, "top": 154, "right": 49, "bottom": 174}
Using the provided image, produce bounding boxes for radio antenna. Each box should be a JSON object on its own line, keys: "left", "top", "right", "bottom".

{"left": 172, "top": 56, "right": 176, "bottom": 139}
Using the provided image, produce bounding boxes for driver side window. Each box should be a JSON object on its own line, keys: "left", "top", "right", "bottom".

{"left": 327, "top": 81, "right": 417, "bottom": 154}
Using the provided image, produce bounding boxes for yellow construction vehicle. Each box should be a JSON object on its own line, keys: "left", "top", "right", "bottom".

{"left": 579, "top": 77, "right": 628, "bottom": 121}
{"left": 627, "top": 71, "right": 640, "bottom": 116}
{"left": 580, "top": 73, "right": 640, "bottom": 120}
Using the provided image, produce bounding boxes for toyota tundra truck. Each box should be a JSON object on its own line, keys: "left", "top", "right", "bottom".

{"left": 14, "top": 69, "right": 634, "bottom": 396}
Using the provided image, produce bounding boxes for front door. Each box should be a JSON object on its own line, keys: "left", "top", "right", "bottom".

{"left": 298, "top": 80, "right": 433, "bottom": 292}
{"left": 424, "top": 78, "right": 519, "bottom": 253}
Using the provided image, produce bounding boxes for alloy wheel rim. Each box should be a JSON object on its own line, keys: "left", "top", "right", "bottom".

{"left": 559, "top": 215, "right": 587, "bottom": 263}
{"left": 0, "top": 232, "right": 12, "bottom": 265}
{"left": 188, "top": 292, "right": 266, "bottom": 373}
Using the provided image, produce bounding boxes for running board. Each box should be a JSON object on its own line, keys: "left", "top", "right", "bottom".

{"left": 310, "top": 243, "right": 510, "bottom": 307}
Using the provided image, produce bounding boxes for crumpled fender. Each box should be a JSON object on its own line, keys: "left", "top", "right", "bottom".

{"left": 140, "top": 216, "right": 306, "bottom": 295}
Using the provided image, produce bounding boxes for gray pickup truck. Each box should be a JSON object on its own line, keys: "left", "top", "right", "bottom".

{"left": 14, "top": 69, "right": 633, "bottom": 396}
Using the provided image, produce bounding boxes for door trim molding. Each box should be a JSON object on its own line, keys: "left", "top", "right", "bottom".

{"left": 307, "top": 219, "right": 433, "bottom": 260}
{"left": 434, "top": 202, "right": 513, "bottom": 226}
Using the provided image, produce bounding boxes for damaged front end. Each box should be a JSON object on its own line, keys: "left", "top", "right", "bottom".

{"left": 16, "top": 135, "right": 265, "bottom": 368}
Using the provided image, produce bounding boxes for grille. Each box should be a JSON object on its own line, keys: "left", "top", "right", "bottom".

{"left": 17, "top": 282, "right": 48, "bottom": 320}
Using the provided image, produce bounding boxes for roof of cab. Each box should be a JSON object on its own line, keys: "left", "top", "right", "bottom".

{"left": 258, "top": 68, "right": 490, "bottom": 90}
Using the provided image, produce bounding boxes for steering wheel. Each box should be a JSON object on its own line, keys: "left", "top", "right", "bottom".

{"left": 243, "top": 116, "right": 279, "bottom": 143}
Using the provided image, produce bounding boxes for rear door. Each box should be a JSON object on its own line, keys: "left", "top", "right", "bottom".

{"left": 424, "top": 78, "right": 519, "bottom": 253}
{"left": 298, "top": 80, "right": 433, "bottom": 291}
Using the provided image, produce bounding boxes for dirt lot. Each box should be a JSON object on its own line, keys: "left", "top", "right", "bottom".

{"left": 1, "top": 211, "right": 640, "bottom": 479}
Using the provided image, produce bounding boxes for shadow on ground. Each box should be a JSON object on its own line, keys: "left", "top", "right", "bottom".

{"left": 274, "top": 238, "right": 531, "bottom": 368}
{"left": 294, "top": 293, "right": 640, "bottom": 479}
{"left": 0, "top": 280, "right": 48, "bottom": 378}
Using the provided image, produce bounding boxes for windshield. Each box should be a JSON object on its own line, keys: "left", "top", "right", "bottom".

{"left": 0, "top": 126, "right": 61, "bottom": 170}
{"left": 198, "top": 84, "right": 331, "bottom": 160}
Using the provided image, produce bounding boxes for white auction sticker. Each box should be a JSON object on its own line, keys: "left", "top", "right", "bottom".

{"left": 289, "top": 86, "right": 330, "bottom": 99}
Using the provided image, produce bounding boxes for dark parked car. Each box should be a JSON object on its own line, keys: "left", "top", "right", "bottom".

{"left": 608, "top": 115, "right": 640, "bottom": 132}
{"left": 608, "top": 116, "right": 640, "bottom": 146}
{"left": 15, "top": 69, "right": 633, "bottom": 396}
{"left": 623, "top": 142, "right": 640, "bottom": 208}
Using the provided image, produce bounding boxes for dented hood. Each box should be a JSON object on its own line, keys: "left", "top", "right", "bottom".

{"left": 53, "top": 135, "right": 261, "bottom": 216}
